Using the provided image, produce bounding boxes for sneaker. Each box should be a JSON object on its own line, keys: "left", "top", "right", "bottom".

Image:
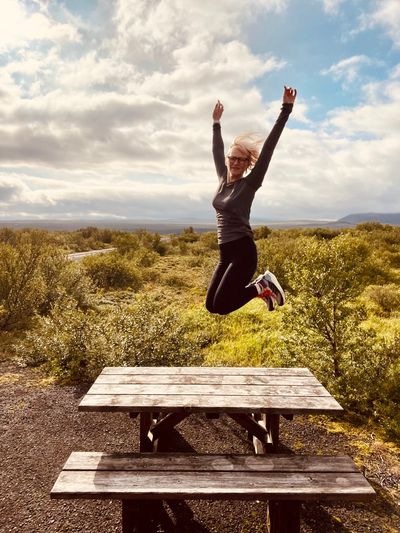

{"left": 259, "top": 290, "right": 275, "bottom": 311}
{"left": 246, "top": 279, "right": 275, "bottom": 311}
{"left": 253, "top": 270, "right": 285, "bottom": 306}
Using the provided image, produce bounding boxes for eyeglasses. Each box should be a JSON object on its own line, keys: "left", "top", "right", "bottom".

{"left": 227, "top": 156, "right": 249, "bottom": 164}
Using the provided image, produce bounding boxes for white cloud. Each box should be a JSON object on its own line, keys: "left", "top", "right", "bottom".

{"left": 0, "top": 0, "right": 288, "bottom": 178}
{"left": 321, "top": 55, "right": 378, "bottom": 88}
{"left": 358, "top": 0, "right": 400, "bottom": 48}
{"left": 0, "top": 0, "right": 78, "bottom": 51}
{"left": 0, "top": 0, "right": 399, "bottom": 222}
{"left": 321, "top": 0, "right": 344, "bottom": 15}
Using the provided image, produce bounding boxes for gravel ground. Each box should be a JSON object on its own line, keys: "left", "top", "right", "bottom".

{"left": 1, "top": 362, "right": 399, "bottom": 533}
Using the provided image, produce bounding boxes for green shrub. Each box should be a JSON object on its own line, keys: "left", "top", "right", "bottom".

{"left": 179, "top": 227, "right": 199, "bottom": 243}
{"left": 83, "top": 253, "right": 142, "bottom": 290}
{"left": 16, "top": 297, "right": 204, "bottom": 382}
{"left": 198, "top": 232, "right": 218, "bottom": 250}
{"left": 163, "top": 274, "right": 189, "bottom": 289}
{"left": 253, "top": 225, "right": 271, "bottom": 240}
{"left": 0, "top": 231, "right": 93, "bottom": 330}
{"left": 132, "top": 248, "right": 159, "bottom": 267}
{"left": 256, "top": 233, "right": 298, "bottom": 291}
{"left": 364, "top": 284, "right": 400, "bottom": 316}
{"left": 113, "top": 230, "right": 167, "bottom": 256}
{"left": 271, "top": 232, "right": 400, "bottom": 440}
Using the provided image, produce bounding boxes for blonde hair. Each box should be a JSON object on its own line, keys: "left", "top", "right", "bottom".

{"left": 229, "top": 132, "right": 263, "bottom": 170}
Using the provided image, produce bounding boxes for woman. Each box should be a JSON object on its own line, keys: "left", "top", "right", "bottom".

{"left": 206, "top": 86, "right": 297, "bottom": 315}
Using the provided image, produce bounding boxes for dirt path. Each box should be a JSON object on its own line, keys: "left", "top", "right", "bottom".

{"left": 1, "top": 363, "right": 399, "bottom": 533}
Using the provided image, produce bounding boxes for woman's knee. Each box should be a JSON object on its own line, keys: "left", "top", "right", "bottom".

{"left": 205, "top": 301, "right": 215, "bottom": 313}
{"left": 205, "top": 300, "right": 230, "bottom": 315}
{"left": 210, "top": 300, "right": 232, "bottom": 315}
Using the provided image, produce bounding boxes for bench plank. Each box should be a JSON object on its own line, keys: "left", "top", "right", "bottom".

{"left": 51, "top": 453, "right": 375, "bottom": 533}
{"left": 51, "top": 470, "right": 374, "bottom": 502}
{"left": 63, "top": 452, "right": 360, "bottom": 473}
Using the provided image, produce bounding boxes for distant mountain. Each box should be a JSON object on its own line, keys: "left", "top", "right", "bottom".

{"left": 337, "top": 213, "right": 400, "bottom": 226}
{"left": 1, "top": 213, "right": 400, "bottom": 233}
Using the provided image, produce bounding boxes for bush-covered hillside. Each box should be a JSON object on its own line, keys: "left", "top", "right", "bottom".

{"left": 1, "top": 222, "right": 399, "bottom": 442}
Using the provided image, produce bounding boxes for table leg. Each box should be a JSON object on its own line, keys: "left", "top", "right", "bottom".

{"left": 252, "top": 414, "right": 280, "bottom": 454}
{"left": 267, "top": 501, "right": 300, "bottom": 533}
{"left": 139, "top": 412, "right": 153, "bottom": 452}
{"left": 122, "top": 500, "right": 168, "bottom": 533}
{"left": 227, "top": 413, "right": 280, "bottom": 454}
{"left": 253, "top": 414, "right": 267, "bottom": 454}
{"left": 266, "top": 414, "right": 280, "bottom": 452}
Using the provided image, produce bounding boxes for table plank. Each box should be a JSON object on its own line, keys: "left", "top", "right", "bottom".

{"left": 63, "top": 452, "right": 359, "bottom": 473}
{"left": 88, "top": 383, "right": 331, "bottom": 397}
{"left": 100, "top": 367, "right": 314, "bottom": 376}
{"left": 79, "top": 393, "right": 343, "bottom": 414}
{"left": 95, "top": 374, "right": 321, "bottom": 386}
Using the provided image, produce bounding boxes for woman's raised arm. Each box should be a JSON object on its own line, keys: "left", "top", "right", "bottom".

{"left": 212, "top": 100, "right": 227, "bottom": 179}
{"left": 246, "top": 86, "right": 297, "bottom": 190}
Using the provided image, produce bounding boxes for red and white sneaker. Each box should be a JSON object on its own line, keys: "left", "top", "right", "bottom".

{"left": 259, "top": 289, "right": 276, "bottom": 311}
{"left": 252, "top": 270, "right": 285, "bottom": 307}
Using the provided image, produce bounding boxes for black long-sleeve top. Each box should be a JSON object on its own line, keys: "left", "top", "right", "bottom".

{"left": 212, "top": 102, "right": 293, "bottom": 244}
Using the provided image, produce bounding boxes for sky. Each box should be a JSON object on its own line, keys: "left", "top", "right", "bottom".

{"left": 0, "top": 0, "right": 399, "bottom": 222}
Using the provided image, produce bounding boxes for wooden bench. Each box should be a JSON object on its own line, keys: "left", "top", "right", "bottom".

{"left": 51, "top": 452, "right": 375, "bottom": 533}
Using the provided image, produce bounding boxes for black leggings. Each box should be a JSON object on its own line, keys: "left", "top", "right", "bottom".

{"left": 206, "top": 236, "right": 259, "bottom": 315}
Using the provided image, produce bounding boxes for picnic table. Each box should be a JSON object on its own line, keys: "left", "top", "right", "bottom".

{"left": 79, "top": 366, "right": 343, "bottom": 453}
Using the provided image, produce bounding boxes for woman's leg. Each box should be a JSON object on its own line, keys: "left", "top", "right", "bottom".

{"left": 205, "top": 258, "right": 230, "bottom": 313}
{"left": 207, "top": 237, "right": 258, "bottom": 315}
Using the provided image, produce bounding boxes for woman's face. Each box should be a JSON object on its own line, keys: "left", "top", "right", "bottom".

{"left": 226, "top": 146, "right": 250, "bottom": 180}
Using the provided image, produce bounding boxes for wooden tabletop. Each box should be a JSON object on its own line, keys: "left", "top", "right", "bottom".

{"left": 79, "top": 366, "right": 343, "bottom": 415}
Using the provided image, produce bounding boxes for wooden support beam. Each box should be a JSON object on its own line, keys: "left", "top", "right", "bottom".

{"left": 253, "top": 414, "right": 267, "bottom": 454}
{"left": 139, "top": 413, "right": 153, "bottom": 452}
{"left": 266, "top": 414, "right": 280, "bottom": 452}
{"left": 250, "top": 414, "right": 280, "bottom": 454}
{"left": 228, "top": 413, "right": 269, "bottom": 443}
{"left": 205, "top": 412, "right": 220, "bottom": 419}
{"left": 150, "top": 412, "right": 189, "bottom": 440}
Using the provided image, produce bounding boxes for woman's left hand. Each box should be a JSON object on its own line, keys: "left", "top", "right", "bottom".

{"left": 283, "top": 86, "right": 297, "bottom": 104}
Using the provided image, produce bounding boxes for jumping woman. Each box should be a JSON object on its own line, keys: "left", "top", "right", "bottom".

{"left": 206, "top": 86, "right": 297, "bottom": 315}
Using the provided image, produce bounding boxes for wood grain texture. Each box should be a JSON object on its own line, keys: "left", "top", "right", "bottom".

{"left": 78, "top": 393, "right": 343, "bottom": 414}
{"left": 62, "top": 452, "right": 360, "bottom": 473}
{"left": 95, "top": 374, "right": 319, "bottom": 386}
{"left": 51, "top": 471, "right": 375, "bottom": 502}
{"left": 88, "top": 383, "right": 331, "bottom": 397}
{"left": 100, "top": 367, "right": 313, "bottom": 376}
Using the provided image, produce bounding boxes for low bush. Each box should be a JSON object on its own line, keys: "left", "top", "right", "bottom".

{"left": 253, "top": 225, "right": 271, "bottom": 240}
{"left": 364, "top": 284, "right": 400, "bottom": 316}
{"left": 0, "top": 231, "right": 93, "bottom": 330}
{"left": 198, "top": 232, "right": 218, "bottom": 250}
{"left": 163, "top": 274, "right": 189, "bottom": 289}
{"left": 16, "top": 297, "right": 204, "bottom": 382}
{"left": 83, "top": 253, "right": 142, "bottom": 290}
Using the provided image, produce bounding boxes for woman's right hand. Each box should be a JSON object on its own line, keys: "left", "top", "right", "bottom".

{"left": 213, "top": 100, "right": 224, "bottom": 122}
{"left": 283, "top": 86, "right": 297, "bottom": 104}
